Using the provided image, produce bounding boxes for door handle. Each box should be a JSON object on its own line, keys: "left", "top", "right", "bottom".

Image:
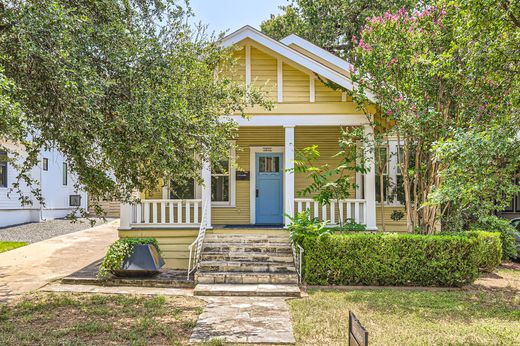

{"left": 256, "top": 189, "right": 259, "bottom": 197}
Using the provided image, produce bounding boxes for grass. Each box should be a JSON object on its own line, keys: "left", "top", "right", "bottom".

{"left": 0, "top": 241, "right": 27, "bottom": 253}
{"left": 0, "top": 292, "right": 205, "bottom": 345}
{"left": 290, "top": 268, "right": 520, "bottom": 345}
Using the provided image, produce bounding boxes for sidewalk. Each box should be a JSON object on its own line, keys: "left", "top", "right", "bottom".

{"left": 0, "top": 220, "right": 119, "bottom": 303}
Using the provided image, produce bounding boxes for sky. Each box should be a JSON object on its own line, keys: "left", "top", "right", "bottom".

{"left": 188, "top": 0, "right": 288, "bottom": 35}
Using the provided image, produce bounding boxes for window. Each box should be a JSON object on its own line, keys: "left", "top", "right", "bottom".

{"left": 43, "top": 158, "right": 48, "bottom": 171}
{"left": 259, "top": 156, "right": 280, "bottom": 173}
{"left": 212, "top": 159, "right": 231, "bottom": 202}
{"left": 169, "top": 178, "right": 195, "bottom": 199}
{"left": 62, "top": 162, "right": 68, "bottom": 185}
{"left": 69, "top": 194, "right": 81, "bottom": 206}
{"left": 0, "top": 151, "right": 7, "bottom": 188}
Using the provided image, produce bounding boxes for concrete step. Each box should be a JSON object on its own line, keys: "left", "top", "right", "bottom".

{"left": 201, "top": 252, "right": 294, "bottom": 263}
{"left": 204, "top": 236, "right": 291, "bottom": 244}
{"left": 199, "top": 260, "right": 296, "bottom": 273}
{"left": 195, "top": 271, "right": 299, "bottom": 284}
{"left": 202, "top": 243, "right": 293, "bottom": 254}
{"left": 193, "top": 283, "right": 301, "bottom": 297}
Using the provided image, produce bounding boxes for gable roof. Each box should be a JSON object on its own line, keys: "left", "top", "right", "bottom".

{"left": 220, "top": 26, "right": 374, "bottom": 102}
{"left": 221, "top": 27, "right": 353, "bottom": 91}
{"left": 280, "top": 34, "right": 353, "bottom": 74}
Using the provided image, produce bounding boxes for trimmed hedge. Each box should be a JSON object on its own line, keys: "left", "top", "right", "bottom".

{"left": 302, "top": 233, "right": 480, "bottom": 287}
{"left": 466, "top": 231, "right": 502, "bottom": 272}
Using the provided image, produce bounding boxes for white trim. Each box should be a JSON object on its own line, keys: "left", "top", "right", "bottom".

{"left": 277, "top": 59, "right": 283, "bottom": 103}
{"left": 212, "top": 144, "right": 237, "bottom": 208}
{"left": 284, "top": 126, "right": 295, "bottom": 227}
{"left": 309, "top": 75, "right": 315, "bottom": 103}
{"left": 249, "top": 146, "right": 285, "bottom": 224}
{"left": 245, "top": 45, "right": 251, "bottom": 87}
{"left": 224, "top": 114, "right": 370, "bottom": 127}
{"left": 220, "top": 26, "right": 376, "bottom": 101}
{"left": 280, "top": 34, "right": 354, "bottom": 72}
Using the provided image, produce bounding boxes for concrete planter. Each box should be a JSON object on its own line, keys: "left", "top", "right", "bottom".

{"left": 114, "top": 244, "right": 165, "bottom": 277}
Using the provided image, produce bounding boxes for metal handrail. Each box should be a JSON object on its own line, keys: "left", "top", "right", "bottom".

{"left": 187, "top": 201, "right": 208, "bottom": 280}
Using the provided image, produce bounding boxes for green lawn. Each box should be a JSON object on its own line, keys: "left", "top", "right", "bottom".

{"left": 290, "top": 268, "right": 520, "bottom": 345}
{"left": 0, "top": 241, "right": 27, "bottom": 253}
{"left": 0, "top": 293, "right": 205, "bottom": 345}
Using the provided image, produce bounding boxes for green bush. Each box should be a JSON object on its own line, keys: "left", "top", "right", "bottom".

{"left": 302, "top": 233, "right": 479, "bottom": 287}
{"left": 287, "top": 210, "right": 331, "bottom": 244}
{"left": 472, "top": 216, "right": 518, "bottom": 260}
{"left": 466, "top": 231, "right": 502, "bottom": 271}
{"left": 98, "top": 238, "right": 160, "bottom": 279}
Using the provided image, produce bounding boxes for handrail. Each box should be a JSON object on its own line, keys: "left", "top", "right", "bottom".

{"left": 187, "top": 200, "right": 208, "bottom": 280}
{"left": 291, "top": 242, "right": 304, "bottom": 284}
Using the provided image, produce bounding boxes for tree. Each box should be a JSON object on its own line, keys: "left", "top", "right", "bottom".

{"left": 0, "top": 0, "right": 269, "bottom": 212}
{"left": 261, "top": 0, "right": 417, "bottom": 56}
{"left": 351, "top": 0, "right": 519, "bottom": 233}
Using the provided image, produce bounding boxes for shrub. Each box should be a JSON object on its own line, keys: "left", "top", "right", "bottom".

{"left": 98, "top": 238, "right": 160, "bottom": 279}
{"left": 328, "top": 219, "right": 367, "bottom": 232}
{"left": 287, "top": 210, "right": 331, "bottom": 244}
{"left": 302, "top": 233, "right": 479, "bottom": 287}
{"left": 466, "top": 231, "right": 502, "bottom": 271}
{"left": 472, "top": 216, "right": 518, "bottom": 260}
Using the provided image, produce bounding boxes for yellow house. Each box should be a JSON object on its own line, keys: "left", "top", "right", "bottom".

{"left": 118, "top": 26, "right": 407, "bottom": 270}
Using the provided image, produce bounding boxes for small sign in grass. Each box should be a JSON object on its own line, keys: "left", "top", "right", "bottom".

{"left": 0, "top": 241, "right": 28, "bottom": 253}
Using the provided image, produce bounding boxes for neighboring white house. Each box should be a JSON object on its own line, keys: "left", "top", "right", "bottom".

{"left": 0, "top": 142, "right": 87, "bottom": 228}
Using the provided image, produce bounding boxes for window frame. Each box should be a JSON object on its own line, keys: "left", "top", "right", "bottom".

{"left": 62, "top": 162, "right": 68, "bottom": 186}
{"left": 0, "top": 151, "right": 7, "bottom": 188}
{"left": 375, "top": 140, "right": 405, "bottom": 207}
{"left": 42, "top": 158, "right": 49, "bottom": 171}
{"left": 211, "top": 145, "right": 236, "bottom": 207}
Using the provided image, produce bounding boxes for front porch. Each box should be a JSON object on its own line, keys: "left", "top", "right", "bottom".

{"left": 119, "top": 117, "right": 378, "bottom": 232}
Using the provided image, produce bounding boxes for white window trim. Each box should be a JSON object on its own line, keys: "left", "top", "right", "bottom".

{"left": 375, "top": 140, "right": 404, "bottom": 207}
{"left": 212, "top": 145, "right": 236, "bottom": 208}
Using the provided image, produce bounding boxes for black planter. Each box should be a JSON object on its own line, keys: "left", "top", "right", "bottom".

{"left": 113, "top": 244, "right": 165, "bottom": 277}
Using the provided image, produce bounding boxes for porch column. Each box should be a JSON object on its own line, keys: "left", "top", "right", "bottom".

{"left": 119, "top": 203, "right": 132, "bottom": 230}
{"left": 363, "top": 125, "right": 378, "bottom": 230}
{"left": 284, "top": 125, "right": 295, "bottom": 227}
{"left": 201, "top": 159, "right": 212, "bottom": 228}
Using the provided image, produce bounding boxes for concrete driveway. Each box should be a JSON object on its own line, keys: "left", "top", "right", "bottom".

{"left": 0, "top": 220, "right": 119, "bottom": 303}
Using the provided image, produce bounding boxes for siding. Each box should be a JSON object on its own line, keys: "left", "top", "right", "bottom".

{"left": 315, "top": 78, "right": 344, "bottom": 102}
{"left": 282, "top": 63, "right": 310, "bottom": 103}
{"left": 377, "top": 206, "right": 408, "bottom": 232}
{"left": 212, "top": 126, "right": 285, "bottom": 225}
{"left": 251, "top": 47, "right": 277, "bottom": 100}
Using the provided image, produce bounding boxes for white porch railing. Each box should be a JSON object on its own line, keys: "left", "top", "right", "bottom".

{"left": 187, "top": 201, "right": 208, "bottom": 280}
{"left": 131, "top": 199, "right": 202, "bottom": 227}
{"left": 294, "top": 198, "right": 367, "bottom": 225}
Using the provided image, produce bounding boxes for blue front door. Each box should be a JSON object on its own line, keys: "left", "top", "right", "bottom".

{"left": 255, "top": 153, "right": 283, "bottom": 224}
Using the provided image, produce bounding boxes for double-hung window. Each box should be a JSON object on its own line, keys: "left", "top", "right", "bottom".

{"left": 0, "top": 151, "right": 7, "bottom": 188}
{"left": 211, "top": 146, "right": 236, "bottom": 206}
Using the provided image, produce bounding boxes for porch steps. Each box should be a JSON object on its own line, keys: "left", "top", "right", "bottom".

{"left": 194, "top": 233, "right": 300, "bottom": 297}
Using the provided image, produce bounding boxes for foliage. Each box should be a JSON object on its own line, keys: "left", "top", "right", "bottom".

{"left": 290, "top": 127, "right": 367, "bottom": 226}
{"left": 351, "top": 1, "right": 520, "bottom": 233}
{"left": 329, "top": 219, "right": 367, "bottom": 232}
{"left": 466, "top": 231, "right": 502, "bottom": 271}
{"left": 390, "top": 210, "right": 405, "bottom": 221}
{"left": 260, "top": 0, "right": 416, "bottom": 56}
{"left": 286, "top": 210, "right": 331, "bottom": 245}
{"left": 302, "top": 233, "right": 479, "bottom": 287}
{"left": 98, "top": 238, "right": 160, "bottom": 279}
{"left": 0, "top": 0, "right": 269, "bottom": 212}
{"left": 472, "top": 216, "right": 519, "bottom": 260}
{"left": 430, "top": 128, "right": 520, "bottom": 228}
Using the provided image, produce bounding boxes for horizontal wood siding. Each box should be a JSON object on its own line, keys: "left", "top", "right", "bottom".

{"left": 283, "top": 63, "right": 309, "bottom": 103}
{"left": 251, "top": 47, "right": 277, "bottom": 100}
{"left": 294, "top": 126, "right": 357, "bottom": 198}
{"left": 315, "top": 78, "right": 344, "bottom": 102}
{"left": 212, "top": 127, "right": 285, "bottom": 225}
{"left": 376, "top": 206, "right": 408, "bottom": 232}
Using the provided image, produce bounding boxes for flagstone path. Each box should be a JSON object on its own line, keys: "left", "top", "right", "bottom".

{"left": 189, "top": 296, "right": 296, "bottom": 344}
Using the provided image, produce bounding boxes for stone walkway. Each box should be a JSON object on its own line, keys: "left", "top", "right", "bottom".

{"left": 41, "top": 282, "right": 194, "bottom": 297}
{"left": 190, "top": 296, "right": 296, "bottom": 344}
{"left": 0, "top": 220, "right": 118, "bottom": 302}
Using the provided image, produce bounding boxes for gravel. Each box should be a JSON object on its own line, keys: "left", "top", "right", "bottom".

{"left": 0, "top": 218, "right": 115, "bottom": 243}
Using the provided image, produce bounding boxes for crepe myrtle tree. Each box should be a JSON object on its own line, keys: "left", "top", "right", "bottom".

{"left": 0, "top": 0, "right": 271, "bottom": 215}
{"left": 350, "top": 0, "right": 519, "bottom": 233}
